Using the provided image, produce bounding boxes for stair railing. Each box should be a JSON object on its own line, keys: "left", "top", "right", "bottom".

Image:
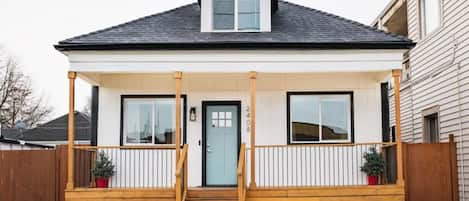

{"left": 175, "top": 144, "right": 188, "bottom": 201}
{"left": 237, "top": 143, "right": 247, "bottom": 201}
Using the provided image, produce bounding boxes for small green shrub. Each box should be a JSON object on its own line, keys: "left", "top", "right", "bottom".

{"left": 92, "top": 151, "right": 115, "bottom": 179}
{"left": 360, "top": 147, "right": 385, "bottom": 176}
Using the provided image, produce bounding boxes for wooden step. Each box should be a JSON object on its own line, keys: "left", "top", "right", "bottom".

{"left": 187, "top": 187, "right": 237, "bottom": 201}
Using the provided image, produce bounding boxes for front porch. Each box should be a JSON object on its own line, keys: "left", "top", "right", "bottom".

{"left": 64, "top": 69, "right": 406, "bottom": 201}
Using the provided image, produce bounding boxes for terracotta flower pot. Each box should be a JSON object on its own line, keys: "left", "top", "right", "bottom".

{"left": 367, "top": 175, "right": 379, "bottom": 185}
{"left": 96, "top": 178, "right": 110, "bottom": 188}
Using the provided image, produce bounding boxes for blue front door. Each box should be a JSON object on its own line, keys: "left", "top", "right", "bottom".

{"left": 204, "top": 103, "right": 239, "bottom": 186}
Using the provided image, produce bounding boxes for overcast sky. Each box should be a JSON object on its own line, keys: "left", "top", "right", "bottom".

{"left": 0, "top": 0, "right": 390, "bottom": 119}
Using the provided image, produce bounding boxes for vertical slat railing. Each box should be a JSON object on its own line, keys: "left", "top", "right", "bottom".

{"left": 237, "top": 144, "right": 247, "bottom": 201}
{"left": 73, "top": 145, "right": 176, "bottom": 189}
{"left": 254, "top": 142, "right": 396, "bottom": 187}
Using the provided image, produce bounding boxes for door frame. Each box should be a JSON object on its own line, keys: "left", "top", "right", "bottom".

{"left": 201, "top": 100, "right": 242, "bottom": 187}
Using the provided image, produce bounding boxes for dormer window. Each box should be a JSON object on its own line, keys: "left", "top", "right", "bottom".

{"left": 213, "top": 0, "right": 260, "bottom": 31}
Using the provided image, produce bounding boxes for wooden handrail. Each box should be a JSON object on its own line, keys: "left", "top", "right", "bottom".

{"left": 237, "top": 144, "right": 246, "bottom": 176}
{"left": 237, "top": 143, "right": 247, "bottom": 201}
{"left": 176, "top": 144, "right": 188, "bottom": 201}
{"left": 176, "top": 144, "right": 188, "bottom": 176}
{"left": 73, "top": 145, "right": 176, "bottom": 150}
{"left": 255, "top": 142, "right": 396, "bottom": 148}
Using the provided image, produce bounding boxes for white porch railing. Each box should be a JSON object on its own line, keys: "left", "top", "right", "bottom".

{"left": 249, "top": 142, "right": 397, "bottom": 188}
{"left": 73, "top": 146, "right": 176, "bottom": 189}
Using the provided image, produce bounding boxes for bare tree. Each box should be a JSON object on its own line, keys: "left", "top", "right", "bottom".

{"left": 0, "top": 52, "right": 52, "bottom": 128}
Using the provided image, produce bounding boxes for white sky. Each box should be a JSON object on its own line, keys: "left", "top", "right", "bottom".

{"left": 0, "top": 0, "right": 390, "bottom": 119}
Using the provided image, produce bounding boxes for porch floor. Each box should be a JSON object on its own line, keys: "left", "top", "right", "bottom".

{"left": 65, "top": 185, "right": 404, "bottom": 201}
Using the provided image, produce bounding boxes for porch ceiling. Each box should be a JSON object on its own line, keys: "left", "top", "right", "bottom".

{"left": 78, "top": 71, "right": 390, "bottom": 89}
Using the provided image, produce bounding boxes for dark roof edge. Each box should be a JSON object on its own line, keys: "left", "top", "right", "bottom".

{"left": 0, "top": 137, "right": 54, "bottom": 149}
{"left": 55, "top": 42, "right": 415, "bottom": 51}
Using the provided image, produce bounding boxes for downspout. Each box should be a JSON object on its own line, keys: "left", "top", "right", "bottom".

{"left": 453, "top": 35, "right": 465, "bottom": 200}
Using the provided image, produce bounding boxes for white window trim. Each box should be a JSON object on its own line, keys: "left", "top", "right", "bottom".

{"left": 212, "top": 0, "right": 260, "bottom": 32}
{"left": 419, "top": 0, "right": 443, "bottom": 39}
{"left": 288, "top": 93, "right": 353, "bottom": 144}
{"left": 122, "top": 96, "right": 185, "bottom": 146}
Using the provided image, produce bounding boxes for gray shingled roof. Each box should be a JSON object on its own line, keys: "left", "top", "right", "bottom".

{"left": 55, "top": 1, "right": 413, "bottom": 50}
{"left": 1, "top": 112, "right": 91, "bottom": 142}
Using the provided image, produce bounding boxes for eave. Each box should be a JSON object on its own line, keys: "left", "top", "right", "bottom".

{"left": 54, "top": 41, "right": 415, "bottom": 52}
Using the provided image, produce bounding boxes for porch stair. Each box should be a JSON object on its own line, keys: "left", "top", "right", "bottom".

{"left": 186, "top": 188, "right": 237, "bottom": 201}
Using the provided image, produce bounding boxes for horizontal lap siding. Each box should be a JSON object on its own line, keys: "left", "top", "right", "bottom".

{"left": 389, "top": 85, "right": 414, "bottom": 142}
{"left": 390, "top": 0, "right": 469, "bottom": 199}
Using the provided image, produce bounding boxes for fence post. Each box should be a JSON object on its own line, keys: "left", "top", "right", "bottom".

{"left": 449, "top": 134, "right": 459, "bottom": 201}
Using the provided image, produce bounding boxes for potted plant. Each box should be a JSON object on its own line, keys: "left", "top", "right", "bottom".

{"left": 360, "top": 147, "right": 385, "bottom": 185}
{"left": 92, "top": 151, "right": 115, "bottom": 188}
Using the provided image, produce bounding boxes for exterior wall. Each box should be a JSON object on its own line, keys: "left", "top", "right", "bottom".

{"left": 388, "top": 0, "right": 469, "bottom": 199}
{"left": 96, "top": 72, "right": 386, "bottom": 187}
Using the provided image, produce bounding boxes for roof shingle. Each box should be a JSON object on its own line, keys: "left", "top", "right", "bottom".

{"left": 56, "top": 1, "right": 413, "bottom": 50}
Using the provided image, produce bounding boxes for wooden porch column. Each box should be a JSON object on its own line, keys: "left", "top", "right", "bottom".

{"left": 249, "top": 71, "right": 257, "bottom": 187}
{"left": 392, "top": 69, "right": 405, "bottom": 186}
{"left": 174, "top": 72, "right": 183, "bottom": 164}
{"left": 66, "top": 71, "right": 77, "bottom": 190}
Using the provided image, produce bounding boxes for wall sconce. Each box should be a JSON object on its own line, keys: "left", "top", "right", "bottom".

{"left": 190, "top": 107, "right": 196, "bottom": 121}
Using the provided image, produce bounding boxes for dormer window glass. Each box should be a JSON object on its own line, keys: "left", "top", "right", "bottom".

{"left": 213, "top": 0, "right": 235, "bottom": 30}
{"left": 238, "top": 0, "right": 260, "bottom": 30}
{"left": 213, "top": 0, "right": 260, "bottom": 31}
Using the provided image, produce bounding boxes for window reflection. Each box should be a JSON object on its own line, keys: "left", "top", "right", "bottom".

{"left": 124, "top": 97, "right": 184, "bottom": 145}
{"left": 289, "top": 93, "right": 351, "bottom": 143}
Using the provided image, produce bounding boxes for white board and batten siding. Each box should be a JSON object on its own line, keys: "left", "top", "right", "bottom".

{"left": 96, "top": 72, "right": 386, "bottom": 187}
{"left": 388, "top": 0, "right": 469, "bottom": 199}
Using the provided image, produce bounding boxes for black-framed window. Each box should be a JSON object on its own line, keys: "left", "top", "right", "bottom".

{"left": 287, "top": 92, "right": 354, "bottom": 144}
{"left": 120, "top": 95, "right": 186, "bottom": 146}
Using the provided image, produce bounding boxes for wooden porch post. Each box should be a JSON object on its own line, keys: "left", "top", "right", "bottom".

{"left": 249, "top": 71, "right": 257, "bottom": 187}
{"left": 392, "top": 69, "right": 405, "bottom": 186}
{"left": 66, "top": 71, "right": 77, "bottom": 190}
{"left": 174, "top": 72, "right": 183, "bottom": 164}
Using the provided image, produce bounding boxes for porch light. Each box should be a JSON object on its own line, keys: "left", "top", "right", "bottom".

{"left": 190, "top": 107, "right": 196, "bottom": 121}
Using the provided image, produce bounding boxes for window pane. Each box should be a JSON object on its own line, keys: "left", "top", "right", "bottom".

{"left": 290, "top": 96, "right": 320, "bottom": 142}
{"left": 125, "top": 100, "right": 153, "bottom": 144}
{"left": 321, "top": 96, "right": 350, "bottom": 141}
{"left": 154, "top": 99, "right": 175, "bottom": 144}
{"left": 423, "top": 0, "right": 441, "bottom": 34}
{"left": 238, "top": 0, "right": 260, "bottom": 30}
{"left": 213, "top": 0, "right": 235, "bottom": 30}
{"left": 124, "top": 97, "right": 184, "bottom": 145}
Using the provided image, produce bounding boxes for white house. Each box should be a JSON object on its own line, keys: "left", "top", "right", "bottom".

{"left": 55, "top": 1, "right": 414, "bottom": 201}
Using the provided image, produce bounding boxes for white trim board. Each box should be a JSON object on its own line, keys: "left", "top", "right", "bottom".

{"left": 65, "top": 49, "right": 406, "bottom": 73}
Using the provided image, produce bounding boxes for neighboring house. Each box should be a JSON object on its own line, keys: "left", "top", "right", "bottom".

{"left": 373, "top": 0, "right": 469, "bottom": 199}
{"left": 55, "top": 1, "right": 413, "bottom": 200}
{"left": 1, "top": 112, "right": 91, "bottom": 146}
{"left": 0, "top": 137, "right": 53, "bottom": 150}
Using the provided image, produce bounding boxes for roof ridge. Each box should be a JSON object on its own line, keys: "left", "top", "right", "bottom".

{"left": 60, "top": 2, "right": 198, "bottom": 44}
{"left": 280, "top": 0, "right": 411, "bottom": 42}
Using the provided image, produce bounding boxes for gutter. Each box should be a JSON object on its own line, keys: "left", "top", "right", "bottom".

{"left": 54, "top": 42, "right": 416, "bottom": 52}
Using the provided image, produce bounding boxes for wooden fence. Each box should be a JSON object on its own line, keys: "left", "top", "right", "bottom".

{"left": 404, "top": 135, "right": 459, "bottom": 201}
{"left": 0, "top": 145, "right": 91, "bottom": 201}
